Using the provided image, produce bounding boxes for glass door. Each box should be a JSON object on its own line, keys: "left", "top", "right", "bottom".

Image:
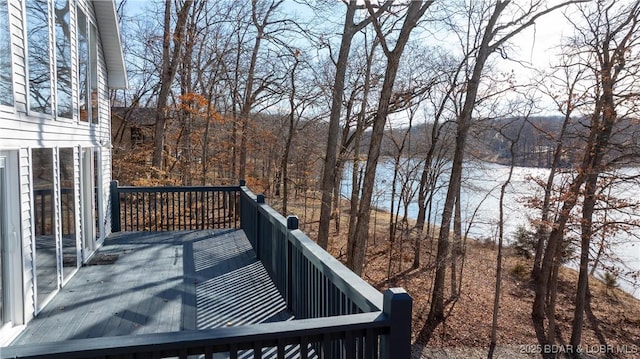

{"left": 59, "top": 148, "right": 78, "bottom": 282}
{"left": 81, "top": 148, "right": 96, "bottom": 260}
{"left": 32, "top": 148, "right": 58, "bottom": 310}
{"left": 0, "top": 151, "right": 23, "bottom": 335}
{"left": 93, "top": 149, "right": 101, "bottom": 242}
{"left": 1, "top": 156, "right": 7, "bottom": 326}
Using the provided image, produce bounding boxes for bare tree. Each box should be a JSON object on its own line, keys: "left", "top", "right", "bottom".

{"left": 277, "top": 48, "right": 320, "bottom": 213}
{"left": 317, "top": 0, "right": 392, "bottom": 250}
{"left": 413, "top": 50, "right": 461, "bottom": 270}
{"left": 346, "top": 34, "right": 381, "bottom": 258}
{"left": 526, "top": 2, "right": 640, "bottom": 354}
{"left": 348, "top": 0, "right": 434, "bottom": 275}
{"left": 236, "top": 0, "right": 286, "bottom": 181}
{"left": 424, "top": 0, "right": 585, "bottom": 340}
{"left": 152, "top": 0, "right": 193, "bottom": 171}
{"left": 569, "top": 2, "right": 640, "bottom": 355}
{"left": 335, "top": 32, "right": 382, "bottom": 236}
{"left": 488, "top": 105, "right": 531, "bottom": 359}
{"left": 531, "top": 55, "right": 587, "bottom": 283}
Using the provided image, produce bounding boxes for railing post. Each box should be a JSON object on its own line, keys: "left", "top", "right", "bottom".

{"left": 254, "top": 194, "right": 265, "bottom": 260}
{"left": 286, "top": 215, "right": 298, "bottom": 311}
{"left": 238, "top": 180, "right": 246, "bottom": 230}
{"left": 110, "top": 180, "right": 121, "bottom": 232}
{"left": 381, "top": 288, "right": 412, "bottom": 359}
{"left": 286, "top": 215, "right": 298, "bottom": 230}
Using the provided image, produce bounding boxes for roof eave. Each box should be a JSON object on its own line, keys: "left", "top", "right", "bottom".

{"left": 92, "top": 0, "right": 128, "bottom": 89}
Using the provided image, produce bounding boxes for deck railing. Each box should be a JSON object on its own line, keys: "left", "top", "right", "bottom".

{"left": 110, "top": 181, "right": 240, "bottom": 231}
{"left": 238, "top": 184, "right": 412, "bottom": 358}
{"left": 4, "top": 181, "right": 412, "bottom": 359}
{"left": 34, "top": 188, "right": 75, "bottom": 235}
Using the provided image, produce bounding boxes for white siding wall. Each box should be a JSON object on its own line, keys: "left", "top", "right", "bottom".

{"left": 0, "top": 0, "right": 119, "bottom": 328}
{"left": 0, "top": 0, "right": 113, "bottom": 151}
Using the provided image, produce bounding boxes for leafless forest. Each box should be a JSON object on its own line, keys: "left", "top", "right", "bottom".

{"left": 111, "top": 1, "right": 640, "bottom": 357}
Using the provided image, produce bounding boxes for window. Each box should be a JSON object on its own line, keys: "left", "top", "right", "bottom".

{"left": 131, "top": 127, "right": 142, "bottom": 146}
{"left": 77, "top": 10, "right": 88, "bottom": 122}
{"left": 32, "top": 148, "right": 57, "bottom": 308}
{"left": 59, "top": 148, "right": 77, "bottom": 278}
{"left": 90, "top": 24, "right": 98, "bottom": 124}
{"left": 77, "top": 10, "right": 98, "bottom": 124}
{"left": 26, "top": 0, "right": 52, "bottom": 114}
{"left": 54, "top": 0, "right": 72, "bottom": 118}
{"left": 0, "top": 0, "right": 13, "bottom": 106}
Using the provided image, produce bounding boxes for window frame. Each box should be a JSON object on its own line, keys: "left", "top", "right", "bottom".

{"left": 76, "top": 7, "right": 99, "bottom": 126}
{"left": 53, "top": 0, "right": 73, "bottom": 120}
{"left": 0, "top": 0, "right": 16, "bottom": 110}
{"left": 24, "top": 0, "right": 54, "bottom": 118}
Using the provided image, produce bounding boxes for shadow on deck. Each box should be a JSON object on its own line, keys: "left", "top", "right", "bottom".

{"left": 11, "top": 230, "right": 291, "bottom": 345}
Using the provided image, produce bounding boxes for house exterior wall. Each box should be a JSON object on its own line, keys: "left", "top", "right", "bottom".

{"left": 0, "top": 0, "right": 125, "bottom": 346}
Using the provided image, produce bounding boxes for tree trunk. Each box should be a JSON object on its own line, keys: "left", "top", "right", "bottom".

{"left": 237, "top": 2, "right": 264, "bottom": 181}
{"left": 280, "top": 57, "right": 300, "bottom": 214}
{"left": 532, "top": 110, "right": 571, "bottom": 281}
{"left": 570, "top": 173, "right": 597, "bottom": 356}
{"left": 318, "top": 1, "right": 360, "bottom": 250}
{"left": 349, "top": 1, "right": 432, "bottom": 274}
{"left": 347, "top": 102, "right": 368, "bottom": 262}
{"left": 388, "top": 153, "right": 400, "bottom": 276}
{"left": 427, "top": 1, "right": 512, "bottom": 332}
{"left": 152, "top": 0, "right": 193, "bottom": 171}
{"left": 451, "top": 187, "right": 461, "bottom": 298}
{"left": 534, "top": 71, "right": 617, "bottom": 352}
{"left": 569, "top": 13, "right": 629, "bottom": 347}
{"left": 489, "top": 118, "right": 526, "bottom": 358}
{"left": 332, "top": 158, "right": 345, "bottom": 234}
{"left": 532, "top": 175, "right": 585, "bottom": 347}
{"left": 413, "top": 121, "right": 445, "bottom": 270}
{"left": 348, "top": 60, "right": 406, "bottom": 271}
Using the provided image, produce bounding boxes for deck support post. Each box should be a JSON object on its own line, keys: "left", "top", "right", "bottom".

{"left": 110, "top": 180, "right": 121, "bottom": 232}
{"left": 381, "top": 288, "right": 412, "bottom": 359}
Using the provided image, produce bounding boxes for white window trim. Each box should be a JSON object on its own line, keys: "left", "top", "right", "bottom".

{"left": 22, "top": 0, "right": 55, "bottom": 119}
{"left": 0, "top": 0, "right": 17, "bottom": 112}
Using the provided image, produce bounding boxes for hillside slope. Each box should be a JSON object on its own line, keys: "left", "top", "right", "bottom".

{"left": 276, "top": 194, "right": 640, "bottom": 359}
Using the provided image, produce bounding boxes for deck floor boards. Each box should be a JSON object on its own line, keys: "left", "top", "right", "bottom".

{"left": 10, "top": 229, "right": 292, "bottom": 347}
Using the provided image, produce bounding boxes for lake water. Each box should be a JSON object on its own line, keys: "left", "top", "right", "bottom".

{"left": 341, "top": 159, "right": 640, "bottom": 297}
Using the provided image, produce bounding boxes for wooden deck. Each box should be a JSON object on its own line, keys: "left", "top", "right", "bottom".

{"left": 10, "top": 229, "right": 292, "bottom": 346}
